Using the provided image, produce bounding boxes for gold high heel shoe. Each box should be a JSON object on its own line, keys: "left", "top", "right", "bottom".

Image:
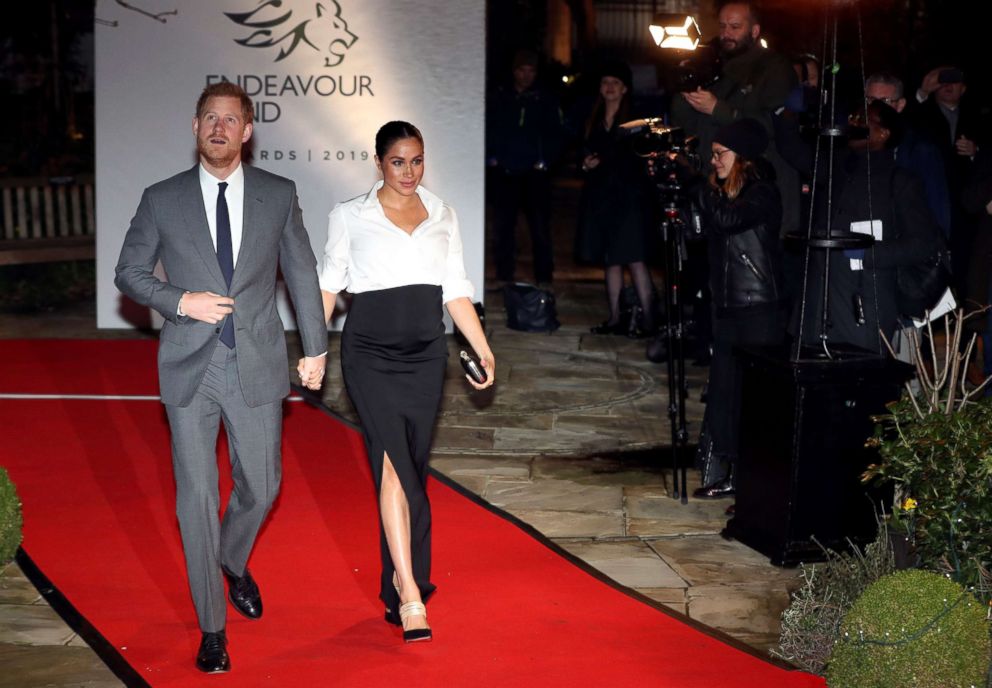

{"left": 384, "top": 574, "right": 402, "bottom": 626}
{"left": 399, "top": 601, "right": 432, "bottom": 643}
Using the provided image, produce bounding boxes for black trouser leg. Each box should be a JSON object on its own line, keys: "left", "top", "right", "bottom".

{"left": 493, "top": 172, "right": 522, "bottom": 282}
{"left": 522, "top": 170, "right": 554, "bottom": 283}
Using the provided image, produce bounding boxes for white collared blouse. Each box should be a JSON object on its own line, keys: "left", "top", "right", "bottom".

{"left": 318, "top": 181, "right": 475, "bottom": 304}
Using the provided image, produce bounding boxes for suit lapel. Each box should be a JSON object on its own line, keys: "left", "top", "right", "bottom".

{"left": 179, "top": 166, "right": 227, "bottom": 290}
{"left": 232, "top": 166, "right": 263, "bottom": 292}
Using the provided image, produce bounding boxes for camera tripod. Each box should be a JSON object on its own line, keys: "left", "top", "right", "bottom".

{"left": 658, "top": 197, "right": 691, "bottom": 504}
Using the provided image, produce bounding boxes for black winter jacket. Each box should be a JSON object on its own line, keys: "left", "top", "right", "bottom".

{"left": 694, "top": 168, "right": 784, "bottom": 311}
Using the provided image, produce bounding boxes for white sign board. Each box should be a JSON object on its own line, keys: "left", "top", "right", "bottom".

{"left": 95, "top": 0, "right": 485, "bottom": 329}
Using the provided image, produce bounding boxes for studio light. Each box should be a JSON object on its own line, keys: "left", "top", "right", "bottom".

{"left": 648, "top": 13, "right": 701, "bottom": 51}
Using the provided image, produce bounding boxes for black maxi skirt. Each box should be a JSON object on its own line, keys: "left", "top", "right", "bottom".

{"left": 341, "top": 284, "right": 447, "bottom": 614}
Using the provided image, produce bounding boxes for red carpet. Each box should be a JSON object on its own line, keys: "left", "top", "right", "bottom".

{"left": 0, "top": 339, "right": 825, "bottom": 687}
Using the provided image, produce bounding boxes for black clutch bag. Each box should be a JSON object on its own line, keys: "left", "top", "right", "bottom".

{"left": 459, "top": 351, "right": 487, "bottom": 384}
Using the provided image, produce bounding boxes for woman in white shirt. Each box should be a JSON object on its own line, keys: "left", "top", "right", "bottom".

{"left": 318, "top": 121, "right": 494, "bottom": 643}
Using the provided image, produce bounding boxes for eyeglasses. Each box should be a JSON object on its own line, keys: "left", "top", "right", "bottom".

{"left": 865, "top": 95, "right": 899, "bottom": 105}
{"left": 711, "top": 148, "right": 733, "bottom": 160}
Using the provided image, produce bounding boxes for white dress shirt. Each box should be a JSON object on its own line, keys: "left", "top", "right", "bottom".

{"left": 319, "top": 181, "right": 475, "bottom": 304}
{"left": 199, "top": 163, "right": 245, "bottom": 266}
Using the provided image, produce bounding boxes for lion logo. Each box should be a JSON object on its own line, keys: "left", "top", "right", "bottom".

{"left": 225, "top": 0, "right": 358, "bottom": 68}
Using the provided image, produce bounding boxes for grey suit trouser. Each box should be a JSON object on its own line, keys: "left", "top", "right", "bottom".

{"left": 164, "top": 342, "right": 282, "bottom": 632}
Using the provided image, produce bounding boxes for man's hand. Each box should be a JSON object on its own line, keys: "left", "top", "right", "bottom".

{"left": 956, "top": 135, "right": 977, "bottom": 158}
{"left": 918, "top": 67, "right": 943, "bottom": 101}
{"left": 682, "top": 88, "right": 718, "bottom": 115}
{"left": 297, "top": 355, "right": 326, "bottom": 390}
{"left": 180, "top": 292, "right": 234, "bottom": 324}
{"left": 582, "top": 154, "right": 600, "bottom": 171}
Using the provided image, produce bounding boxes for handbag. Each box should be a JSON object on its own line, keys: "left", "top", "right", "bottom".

{"left": 503, "top": 283, "right": 560, "bottom": 333}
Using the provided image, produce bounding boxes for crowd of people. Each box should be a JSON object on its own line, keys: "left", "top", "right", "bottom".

{"left": 487, "top": 0, "right": 988, "bottom": 501}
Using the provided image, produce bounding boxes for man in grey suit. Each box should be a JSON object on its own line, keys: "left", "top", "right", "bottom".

{"left": 115, "top": 82, "right": 327, "bottom": 673}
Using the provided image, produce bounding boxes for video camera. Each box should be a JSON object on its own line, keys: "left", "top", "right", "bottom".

{"left": 618, "top": 119, "right": 696, "bottom": 158}
{"left": 618, "top": 119, "right": 699, "bottom": 218}
{"left": 672, "top": 44, "right": 722, "bottom": 92}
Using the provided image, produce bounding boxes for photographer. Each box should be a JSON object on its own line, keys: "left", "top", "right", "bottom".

{"left": 798, "top": 101, "right": 938, "bottom": 352}
{"left": 670, "top": 1, "right": 799, "bottom": 236}
{"left": 690, "top": 119, "right": 786, "bottom": 499}
{"left": 908, "top": 66, "right": 985, "bottom": 295}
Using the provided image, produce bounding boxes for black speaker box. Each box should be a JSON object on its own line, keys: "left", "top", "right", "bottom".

{"left": 723, "top": 346, "right": 913, "bottom": 566}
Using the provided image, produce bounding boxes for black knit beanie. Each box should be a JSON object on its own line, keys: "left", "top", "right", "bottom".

{"left": 599, "top": 59, "right": 632, "bottom": 89}
{"left": 713, "top": 118, "right": 769, "bottom": 160}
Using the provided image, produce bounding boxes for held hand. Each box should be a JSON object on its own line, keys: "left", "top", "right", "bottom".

{"left": 467, "top": 351, "right": 495, "bottom": 391}
{"left": 297, "top": 355, "right": 326, "bottom": 390}
{"left": 956, "top": 135, "right": 977, "bottom": 157}
{"left": 683, "top": 88, "right": 717, "bottom": 115}
{"left": 181, "top": 292, "right": 234, "bottom": 324}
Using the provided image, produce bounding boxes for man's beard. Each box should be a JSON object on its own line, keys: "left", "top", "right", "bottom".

{"left": 198, "top": 139, "right": 239, "bottom": 169}
{"left": 720, "top": 32, "right": 755, "bottom": 58}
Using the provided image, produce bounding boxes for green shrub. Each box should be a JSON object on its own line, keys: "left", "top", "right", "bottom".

{"left": 773, "top": 525, "right": 896, "bottom": 675}
{"left": 0, "top": 467, "right": 23, "bottom": 564}
{"left": 866, "top": 395, "right": 992, "bottom": 601}
{"left": 826, "top": 569, "right": 990, "bottom": 688}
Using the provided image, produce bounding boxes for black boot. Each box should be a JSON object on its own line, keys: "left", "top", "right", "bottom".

{"left": 693, "top": 464, "right": 735, "bottom": 499}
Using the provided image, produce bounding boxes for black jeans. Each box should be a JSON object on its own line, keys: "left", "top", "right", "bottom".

{"left": 702, "top": 304, "right": 785, "bottom": 478}
{"left": 492, "top": 169, "right": 553, "bottom": 283}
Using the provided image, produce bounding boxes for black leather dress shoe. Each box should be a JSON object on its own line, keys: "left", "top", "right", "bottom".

{"left": 692, "top": 477, "right": 736, "bottom": 499}
{"left": 196, "top": 631, "right": 230, "bottom": 673}
{"left": 223, "top": 567, "right": 262, "bottom": 620}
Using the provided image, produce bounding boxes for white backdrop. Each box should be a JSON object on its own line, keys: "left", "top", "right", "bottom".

{"left": 94, "top": 0, "right": 485, "bottom": 329}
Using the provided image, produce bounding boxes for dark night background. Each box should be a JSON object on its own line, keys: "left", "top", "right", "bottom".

{"left": 0, "top": 0, "right": 987, "bottom": 183}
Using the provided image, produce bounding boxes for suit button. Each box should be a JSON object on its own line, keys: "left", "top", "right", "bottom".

{"left": 214, "top": 327, "right": 220, "bottom": 333}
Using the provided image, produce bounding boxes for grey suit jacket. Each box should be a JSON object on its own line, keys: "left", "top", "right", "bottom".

{"left": 115, "top": 164, "right": 326, "bottom": 407}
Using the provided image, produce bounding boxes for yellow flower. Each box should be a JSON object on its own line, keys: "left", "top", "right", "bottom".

{"left": 902, "top": 498, "right": 918, "bottom": 512}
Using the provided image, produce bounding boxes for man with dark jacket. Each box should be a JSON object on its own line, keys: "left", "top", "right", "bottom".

{"left": 799, "top": 102, "right": 938, "bottom": 352}
{"left": 907, "top": 66, "right": 985, "bottom": 293}
{"left": 671, "top": 1, "right": 799, "bottom": 236}
{"left": 486, "top": 49, "right": 564, "bottom": 286}
{"left": 865, "top": 72, "right": 951, "bottom": 239}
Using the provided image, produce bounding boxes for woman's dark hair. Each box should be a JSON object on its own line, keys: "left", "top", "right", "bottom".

{"left": 375, "top": 121, "right": 424, "bottom": 159}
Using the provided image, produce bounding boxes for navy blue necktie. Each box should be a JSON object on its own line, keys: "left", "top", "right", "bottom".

{"left": 216, "top": 181, "right": 235, "bottom": 348}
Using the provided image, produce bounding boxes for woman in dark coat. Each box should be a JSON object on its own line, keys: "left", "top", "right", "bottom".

{"left": 576, "top": 61, "right": 656, "bottom": 336}
{"left": 692, "top": 119, "right": 787, "bottom": 498}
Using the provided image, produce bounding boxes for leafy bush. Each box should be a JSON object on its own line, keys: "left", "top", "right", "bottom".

{"left": 826, "top": 569, "right": 990, "bottom": 688}
{"left": 867, "top": 313, "right": 992, "bottom": 602}
{"left": 0, "top": 467, "right": 23, "bottom": 564}
{"left": 866, "top": 393, "right": 992, "bottom": 601}
{"left": 773, "top": 526, "right": 896, "bottom": 675}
